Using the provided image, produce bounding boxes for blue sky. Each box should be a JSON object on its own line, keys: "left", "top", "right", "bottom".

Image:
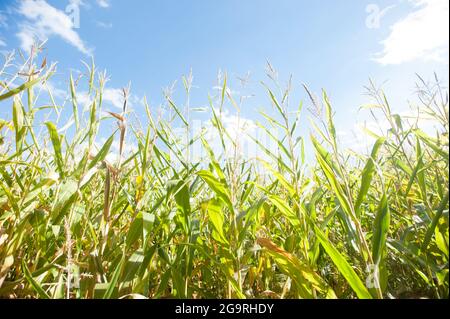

{"left": 0, "top": 0, "right": 448, "bottom": 159}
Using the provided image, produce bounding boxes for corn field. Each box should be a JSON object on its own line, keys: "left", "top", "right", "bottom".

{"left": 0, "top": 48, "right": 448, "bottom": 299}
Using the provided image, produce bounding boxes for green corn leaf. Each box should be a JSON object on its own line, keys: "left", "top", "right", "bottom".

{"left": 12, "top": 97, "right": 25, "bottom": 152}
{"left": 167, "top": 98, "right": 188, "bottom": 126}
{"left": 311, "top": 135, "right": 353, "bottom": 218}
{"left": 204, "top": 199, "right": 228, "bottom": 245}
{"left": 45, "top": 122, "right": 65, "bottom": 179}
{"left": 314, "top": 225, "right": 372, "bottom": 299}
{"left": 355, "top": 137, "right": 385, "bottom": 216}
{"left": 126, "top": 212, "right": 143, "bottom": 249}
{"left": 88, "top": 133, "right": 115, "bottom": 169}
{"left": 258, "top": 237, "right": 337, "bottom": 299}
{"left": 103, "top": 256, "right": 125, "bottom": 299}
{"left": 372, "top": 194, "right": 390, "bottom": 264}
{"left": 267, "top": 194, "right": 301, "bottom": 228}
{"left": 22, "top": 261, "right": 51, "bottom": 299}
{"left": 422, "top": 191, "right": 449, "bottom": 251}
{"left": 0, "top": 77, "right": 43, "bottom": 102}
{"left": 197, "top": 170, "right": 233, "bottom": 211}
{"left": 69, "top": 73, "right": 79, "bottom": 130}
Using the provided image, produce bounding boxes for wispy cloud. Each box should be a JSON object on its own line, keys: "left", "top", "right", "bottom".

{"left": 78, "top": 87, "right": 137, "bottom": 111}
{"left": 96, "top": 0, "right": 110, "bottom": 8}
{"left": 103, "top": 88, "right": 126, "bottom": 109}
{"left": 0, "top": 11, "right": 8, "bottom": 47}
{"left": 16, "top": 0, "right": 91, "bottom": 55}
{"left": 0, "top": 11, "right": 8, "bottom": 28}
{"left": 188, "top": 107, "right": 278, "bottom": 163}
{"left": 37, "top": 80, "right": 67, "bottom": 99}
{"left": 96, "top": 21, "right": 113, "bottom": 29}
{"left": 375, "top": 0, "right": 449, "bottom": 65}
{"left": 339, "top": 107, "right": 444, "bottom": 154}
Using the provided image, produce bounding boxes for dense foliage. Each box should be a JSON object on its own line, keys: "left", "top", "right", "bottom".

{"left": 0, "top": 48, "right": 448, "bottom": 299}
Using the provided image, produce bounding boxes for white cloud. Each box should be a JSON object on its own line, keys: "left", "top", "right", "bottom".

{"left": 340, "top": 107, "right": 444, "bottom": 154}
{"left": 375, "top": 0, "right": 449, "bottom": 65}
{"left": 96, "top": 0, "right": 110, "bottom": 8}
{"left": 187, "top": 108, "right": 278, "bottom": 164}
{"left": 0, "top": 38, "right": 6, "bottom": 47}
{"left": 82, "top": 135, "right": 137, "bottom": 166}
{"left": 106, "top": 139, "right": 137, "bottom": 164}
{"left": 37, "top": 80, "right": 67, "bottom": 99}
{"left": 103, "top": 88, "right": 126, "bottom": 109}
{"left": 16, "top": 0, "right": 91, "bottom": 55}
{"left": 76, "top": 87, "right": 139, "bottom": 113}
{"left": 78, "top": 91, "right": 94, "bottom": 111}
{"left": 96, "top": 21, "right": 113, "bottom": 28}
{"left": 0, "top": 11, "right": 8, "bottom": 28}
